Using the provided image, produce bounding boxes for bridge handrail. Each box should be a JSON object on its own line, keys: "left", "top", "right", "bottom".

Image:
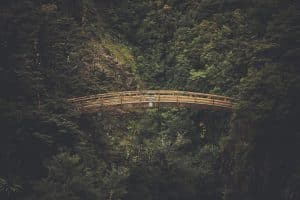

{"left": 68, "top": 90, "right": 233, "bottom": 102}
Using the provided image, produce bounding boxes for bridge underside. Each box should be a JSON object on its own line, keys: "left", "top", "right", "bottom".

{"left": 74, "top": 102, "right": 232, "bottom": 113}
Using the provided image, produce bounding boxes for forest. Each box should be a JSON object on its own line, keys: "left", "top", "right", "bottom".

{"left": 0, "top": 0, "right": 299, "bottom": 199}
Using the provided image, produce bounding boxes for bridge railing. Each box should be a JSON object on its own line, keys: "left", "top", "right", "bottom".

{"left": 68, "top": 90, "right": 233, "bottom": 102}
{"left": 68, "top": 90, "right": 234, "bottom": 112}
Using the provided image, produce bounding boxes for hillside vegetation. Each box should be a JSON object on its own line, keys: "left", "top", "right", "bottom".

{"left": 0, "top": 0, "right": 299, "bottom": 200}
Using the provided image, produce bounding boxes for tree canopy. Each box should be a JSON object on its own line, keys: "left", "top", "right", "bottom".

{"left": 0, "top": 0, "right": 299, "bottom": 200}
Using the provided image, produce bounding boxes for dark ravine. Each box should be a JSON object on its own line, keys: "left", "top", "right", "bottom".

{"left": 0, "top": 1, "right": 299, "bottom": 200}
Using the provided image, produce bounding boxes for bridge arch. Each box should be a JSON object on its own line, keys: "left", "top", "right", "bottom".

{"left": 68, "top": 90, "right": 234, "bottom": 113}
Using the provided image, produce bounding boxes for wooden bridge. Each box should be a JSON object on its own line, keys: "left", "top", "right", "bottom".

{"left": 68, "top": 90, "right": 234, "bottom": 112}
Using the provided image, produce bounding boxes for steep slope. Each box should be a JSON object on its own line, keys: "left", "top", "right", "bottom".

{"left": 0, "top": 1, "right": 137, "bottom": 200}
{"left": 0, "top": 1, "right": 299, "bottom": 200}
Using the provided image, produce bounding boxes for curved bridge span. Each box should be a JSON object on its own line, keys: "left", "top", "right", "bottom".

{"left": 68, "top": 90, "right": 234, "bottom": 112}
{"left": 68, "top": 90, "right": 233, "bottom": 112}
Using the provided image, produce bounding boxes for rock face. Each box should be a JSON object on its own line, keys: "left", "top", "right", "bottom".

{"left": 80, "top": 39, "right": 136, "bottom": 91}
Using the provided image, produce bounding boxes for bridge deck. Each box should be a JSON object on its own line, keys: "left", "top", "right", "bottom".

{"left": 68, "top": 90, "right": 234, "bottom": 112}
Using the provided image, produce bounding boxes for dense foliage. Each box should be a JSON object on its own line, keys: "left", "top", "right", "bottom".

{"left": 0, "top": 0, "right": 299, "bottom": 200}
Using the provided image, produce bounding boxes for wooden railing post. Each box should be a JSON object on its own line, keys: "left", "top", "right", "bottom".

{"left": 139, "top": 91, "right": 142, "bottom": 103}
